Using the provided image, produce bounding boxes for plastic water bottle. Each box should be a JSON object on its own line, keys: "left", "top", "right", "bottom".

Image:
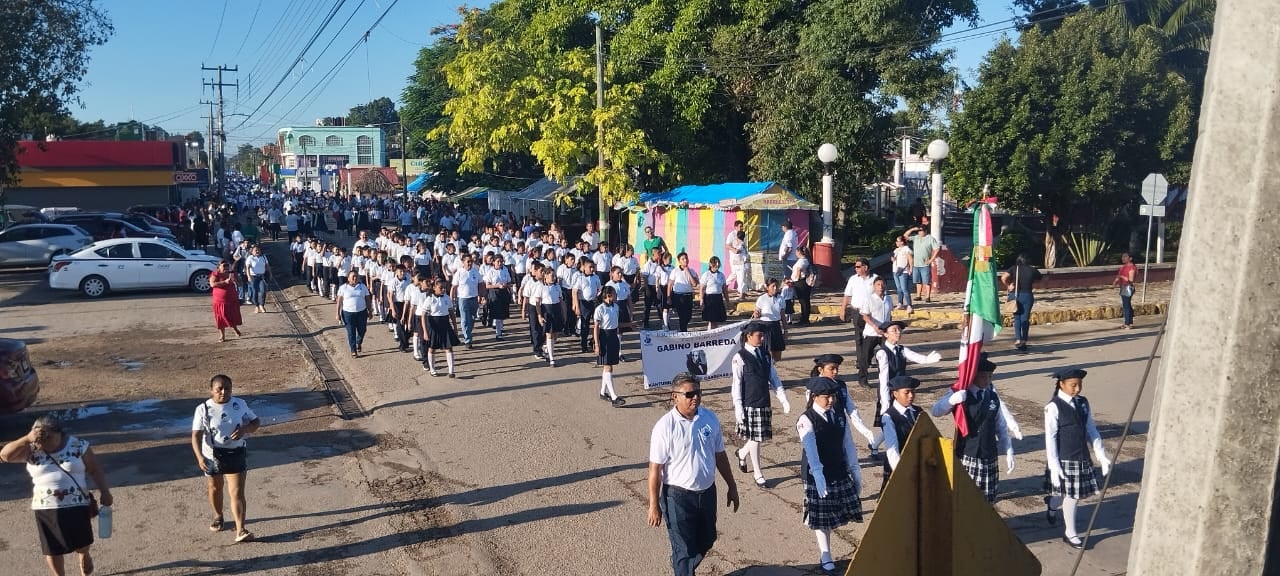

{"left": 98, "top": 505, "right": 112, "bottom": 539}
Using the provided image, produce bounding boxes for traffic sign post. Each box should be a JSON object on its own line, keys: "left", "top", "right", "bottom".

{"left": 1140, "top": 173, "right": 1169, "bottom": 303}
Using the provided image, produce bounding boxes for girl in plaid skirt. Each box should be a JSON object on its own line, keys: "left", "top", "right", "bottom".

{"left": 1043, "top": 368, "right": 1112, "bottom": 549}
{"left": 731, "top": 323, "right": 791, "bottom": 487}
{"left": 930, "top": 354, "right": 1019, "bottom": 503}
{"left": 797, "top": 376, "right": 864, "bottom": 574}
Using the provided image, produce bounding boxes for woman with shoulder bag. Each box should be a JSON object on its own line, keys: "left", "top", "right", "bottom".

{"left": 1113, "top": 253, "right": 1137, "bottom": 329}
{"left": 1, "top": 415, "right": 113, "bottom": 576}
{"left": 1000, "top": 255, "right": 1043, "bottom": 352}
{"left": 789, "top": 246, "right": 814, "bottom": 326}
{"left": 192, "top": 374, "right": 261, "bottom": 543}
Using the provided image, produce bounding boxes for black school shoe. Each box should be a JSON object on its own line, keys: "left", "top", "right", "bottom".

{"left": 1062, "top": 535, "right": 1084, "bottom": 549}
{"left": 611, "top": 396, "right": 626, "bottom": 408}
{"left": 1044, "top": 496, "right": 1060, "bottom": 526}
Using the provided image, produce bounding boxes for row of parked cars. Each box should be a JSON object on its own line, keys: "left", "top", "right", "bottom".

{"left": 1, "top": 208, "right": 222, "bottom": 298}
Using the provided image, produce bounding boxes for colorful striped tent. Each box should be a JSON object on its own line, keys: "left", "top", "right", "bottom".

{"left": 627, "top": 182, "right": 818, "bottom": 285}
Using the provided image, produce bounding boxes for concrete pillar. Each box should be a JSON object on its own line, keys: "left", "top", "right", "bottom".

{"left": 1128, "top": 2, "right": 1280, "bottom": 574}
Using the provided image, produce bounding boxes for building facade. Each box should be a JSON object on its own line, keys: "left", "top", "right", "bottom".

{"left": 9, "top": 140, "right": 194, "bottom": 209}
{"left": 277, "top": 125, "right": 385, "bottom": 191}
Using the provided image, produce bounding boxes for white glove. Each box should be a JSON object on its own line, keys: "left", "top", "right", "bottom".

{"left": 1005, "top": 450, "right": 1015, "bottom": 474}
{"left": 777, "top": 391, "right": 791, "bottom": 414}
{"left": 947, "top": 390, "right": 967, "bottom": 406}
{"left": 734, "top": 406, "right": 744, "bottom": 424}
{"left": 813, "top": 471, "right": 829, "bottom": 498}
{"left": 1100, "top": 459, "right": 1112, "bottom": 477}
{"left": 1049, "top": 466, "right": 1065, "bottom": 489}
{"left": 925, "top": 351, "right": 942, "bottom": 363}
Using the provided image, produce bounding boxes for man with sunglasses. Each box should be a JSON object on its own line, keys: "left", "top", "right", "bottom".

{"left": 647, "top": 373, "right": 740, "bottom": 576}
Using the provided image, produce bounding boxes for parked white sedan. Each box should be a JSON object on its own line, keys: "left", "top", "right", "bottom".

{"left": 49, "top": 238, "right": 222, "bottom": 298}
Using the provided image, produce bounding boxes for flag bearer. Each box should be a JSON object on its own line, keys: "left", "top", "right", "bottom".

{"left": 930, "top": 354, "right": 1015, "bottom": 502}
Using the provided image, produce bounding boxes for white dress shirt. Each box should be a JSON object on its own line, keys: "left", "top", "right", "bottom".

{"left": 843, "top": 273, "right": 880, "bottom": 312}
{"left": 574, "top": 273, "right": 601, "bottom": 301}
{"left": 777, "top": 229, "right": 796, "bottom": 261}
{"left": 422, "top": 293, "right": 453, "bottom": 317}
{"left": 648, "top": 406, "right": 725, "bottom": 491}
{"left": 861, "top": 293, "right": 894, "bottom": 337}
{"left": 607, "top": 279, "right": 631, "bottom": 302}
{"left": 592, "top": 251, "right": 613, "bottom": 273}
{"left": 881, "top": 401, "right": 921, "bottom": 470}
{"left": 754, "top": 293, "right": 785, "bottom": 321}
{"left": 1044, "top": 390, "right": 1107, "bottom": 474}
{"left": 593, "top": 302, "right": 619, "bottom": 329}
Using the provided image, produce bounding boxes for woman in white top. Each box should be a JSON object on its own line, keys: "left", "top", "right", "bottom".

{"left": 666, "top": 252, "right": 699, "bottom": 332}
{"left": 1, "top": 415, "right": 114, "bottom": 572}
{"left": 420, "top": 279, "right": 461, "bottom": 377}
{"left": 336, "top": 271, "right": 373, "bottom": 357}
{"left": 593, "top": 286, "right": 626, "bottom": 407}
{"left": 534, "top": 267, "right": 564, "bottom": 366}
{"left": 892, "top": 236, "right": 914, "bottom": 312}
{"left": 484, "top": 254, "right": 513, "bottom": 340}
{"left": 752, "top": 278, "right": 787, "bottom": 361}
{"left": 699, "top": 256, "right": 728, "bottom": 329}
{"left": 245, "top": 244, "right": 272, "bottom": 314}
{"left": 788, "top": 246, "right": 813, "bottom": 325}
{"left": 413, "top": 241, "right": 433, "bottom": 278}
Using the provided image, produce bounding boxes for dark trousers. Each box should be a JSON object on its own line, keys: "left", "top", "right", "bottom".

{"left": 562, "top": 289, "right": 577, "bottom": 335}
{"left": 671, "top": 292, "right": 694, "bottom": 332}
{"left": 579, "top": 300, "right": 597, "bottom": 350}
{"left": 1012, "top": 292, "right": 1034, "bottom": 342}
{"left": 857, "top": 334, "right": 882, "bottom": 385}
{"left": 341, "top": 310, "right": 368, "bottom": 353}
{"left": 789, "top": 282, "right": 812, "bottom": 324}
{"left": 661, "top": 485, "right": 718, "bottom": 576}
{"left": 1120, "top": 290, "right": 1134, "bottom": 326}
{"left": 526, "top": 304, "right": 544, "bottom": 354}
{"left": 643, "top": 285, "right": 659, "bottom": 325}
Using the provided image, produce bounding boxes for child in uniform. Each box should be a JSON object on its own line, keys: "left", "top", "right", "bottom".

{"left": 872, "top": 322, "right": 941, "bottom": 452}
{"left": 592, "top": 286, "right": 626, "bottom": 407}
{"left": 1043, "top": 368, "right": 1112, "bottom": 549}
{"left": 751, "top": 278, "right": 787, "bottom": 362}
{"left": 880, "top": 375, "right": 924, "bottom": 490}
{"left": 420, "top": 279, "right": 460, "bottom": 378}
{"left": 798, "top": 376, "right": 864, "bottom": 574}
{"left": 534, "top": 268, "right": 564, "bottom": 367}
{"left": 699, "top": 256, "right": 728, "bottom": 330}
{"left": 574, "top": 261, "right": 602, "bottom": 353}
{"left": 731, "top": 322, "right": 792, "bottom": 487}
{"left": 521, "top": 262, "right": 547, "bottom": 359}
{"left": 930, "top": 354, "right": 1016, "bottom": 502}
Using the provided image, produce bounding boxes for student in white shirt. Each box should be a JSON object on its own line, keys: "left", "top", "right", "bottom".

{"left": 856, "top": 277, "right": 894, "bottom": 387}
{"left": 798, "top": 375, "right": 864, "bottom": 573}
{"left": 592, "top": 286, "right": 626, "bottom": 407}
{"left": 606, "top": 265, "right": 633, "bottom": 334}
{"left": 930, "top": 354, "right": 1019, "bottom": 503}
{"left": 557, "top": 254, "right": 581, "bottom": 337}
{"left": 592, "top": 244, "right": 613, "bottom": 284}
{"left": 751, "top": 278, "right": 787, "bottom": 361}
{"left": 289, "top": 235, "right": 306, "bottom": 277}
{"left": 731, "top": 323, "right": 791, "bottom": 487}
{"left": 335, "top": 272, "right": 372, "bottom": 358}
{"left": 573, "top": 260, "right": 602, "bottom": 352}
{"left": 667, "top": 252, "right": 700, "bottom": 332}
{"left": 698, "top": 256, "right": 728, "bottom": 330}
{"left": 725, "top": 220, "right": 750, "bottom": 302}
{"left": 244, "top": 245, "right": 272, "bottom": 314}
{"left": 451, "top": 255, "right": 482, "bottom": 348}
{"left": 1042, "top": 368, "right": 1111, "bottom": 549}
{"left": 520, "top": 262, "right": 547, "bottom": 358}
{"left": 872, "top": 322, "right": 941, "bottom": 451}
{"left": 641, "top": 248, "right": 663, "bottom": 329}
{"left": 533, "top": 267, "right": 564, "bottom": 366}
{"left": 420, "top": 279, "right": 461, "bottom": 377}
{"left": 880, "top": 376, "right": 924, "bottom": 477}
{"left": 483, "top": 254, "right": 513, "bottom": 340}
{"left": 777, "top": 219, "right": 797, "bottom": 270}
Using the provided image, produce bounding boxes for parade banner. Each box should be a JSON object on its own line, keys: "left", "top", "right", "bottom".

{"left": 640, "top": 321, "right": 749, "bottom": 389}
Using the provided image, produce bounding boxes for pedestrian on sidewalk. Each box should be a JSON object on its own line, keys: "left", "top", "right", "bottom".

{"left": 731, "top": 322, "right": 792, "bottom": 488}
{"left": 797, "top": 376, "right": 864, "bottom": 574}
{"left": 420, "top": 279, "right": 460, "bottom": 378}
{"left": 699, "top": 256, "right": 728, "bottom": 330}
{"left": 751, "top": 278, "right": 787, "bottom": 362}
{"left": 335, "top": 271, "right": 372, "bottom": 358}
{"left": 788, "top": 246, "right": 813, "bottom": 325}
{"left": 210, "top": 260, "right": 243, "bottom": 342}
{"left": 1000, "top": 255, "right": 1043, "bottom": 351}
{"left": 1, "top": 415, "right": 114, "bottom": 576}
{"left": 191, "top": 375, "right": 260, "bottom": 543}
{"left": 1113, "top": 253, "right": 1137, "bottom": 329}
{"left": 892, "top": 236, "right": 914, "bottom": 312}
{"left": 647, "top": 373, "right": 740, "bottom": 576}
{"left": 907, "top": 226, "right": 939, "bottom": 303}
{"left": 840, "top": 259, "right": 878, "bottom": 360}
{"left": 245, "top": 244, "right": 271, "bottom": 314}
{"left": 930, "top": 354, "right": 1016, "bottom": 503}
{"left": 593, "top": 286, "right": 626, "bottom": 407}
{"left": 1043, "top": 368, "right": 1112, "bottom": 549}
{"left": 725, "top": 220, "right": 750, "bottom": 302}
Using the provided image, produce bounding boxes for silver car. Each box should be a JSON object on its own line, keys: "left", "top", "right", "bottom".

{"left": 0, "top": 223, "right": 94, "bottom": 267}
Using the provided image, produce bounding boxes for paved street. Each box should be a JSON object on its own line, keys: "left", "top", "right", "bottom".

{"left": 0, "top": 261, "right": 1160, "bottom": 575}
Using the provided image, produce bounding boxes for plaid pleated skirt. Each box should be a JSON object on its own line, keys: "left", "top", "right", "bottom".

{"left": 961, "top": 455, "right": 1000, "bottom": 501}
{"left": 803, "top": 474, "right": 864, "bottom": 530}
{"left": 1045, "top": 459, "right": 1099, "bottom": 500}
{"left": 736, "top": 406, "right": 773, "bottom": 442}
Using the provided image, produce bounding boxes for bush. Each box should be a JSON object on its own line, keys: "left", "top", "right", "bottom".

{"left": 869, "top": 227, "right": 906, "bottom": 256}
{"left": 993, "top": 230, "right": 1032, "bottom": 268}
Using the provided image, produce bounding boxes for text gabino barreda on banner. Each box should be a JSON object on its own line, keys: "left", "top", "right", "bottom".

{"left": 640, "top": 321, "right": 749, "bottom": 389}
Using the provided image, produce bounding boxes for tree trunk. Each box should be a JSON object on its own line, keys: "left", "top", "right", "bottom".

{"left": 1044, "top": 229, "right": 1058, "bottom": 269}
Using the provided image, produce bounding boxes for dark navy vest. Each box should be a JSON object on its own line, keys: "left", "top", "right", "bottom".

{"left": 738, "top": 348, "right": 772, "bottom": 409}
{"left": 1052, "top": 395, "right": 1091, "bottom": 462}
{"left": 801, "top": 407, "right": 850, "bottom": 483}
{"left": 956, "top": 388, "right": 1000, "bottom": 459}
{"left": 885, "top": 404, "right": 920, "bottom": 469}
{"left": 878, "top": 342, "right": 907, "bottom": 379}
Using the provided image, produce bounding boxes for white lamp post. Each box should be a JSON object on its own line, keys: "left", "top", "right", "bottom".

{"left": 817, "top": 143, "right": 838, "bottom": 244}
{"left": 926, "top": 139, "right": 949, "bottom": 241}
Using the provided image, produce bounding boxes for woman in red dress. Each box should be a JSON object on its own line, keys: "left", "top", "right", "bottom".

{"left": 211, "top": 260, "right": 243, "bottom": 342}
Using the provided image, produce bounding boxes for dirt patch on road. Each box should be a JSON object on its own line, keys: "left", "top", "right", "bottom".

{"left": 26, "top": 326, "right": 313, "bottom": 408}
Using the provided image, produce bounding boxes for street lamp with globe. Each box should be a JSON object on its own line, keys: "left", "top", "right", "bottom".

{"left": 926, "top": 139, "right": 949, "bottom": 241}
{"left": 817, "top": 143, "right": 838, "bottom": 244}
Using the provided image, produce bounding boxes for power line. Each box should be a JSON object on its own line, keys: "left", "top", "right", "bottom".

{"left": 232, "top": 0, "right": 265, "bottom": 61}
{"left": 206, "top": 0, "right": 229, "bottom": 60}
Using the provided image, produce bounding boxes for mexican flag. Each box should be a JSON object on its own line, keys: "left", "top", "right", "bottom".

{"left": 951, "top": 200, "right": 1002, "bottom": 437}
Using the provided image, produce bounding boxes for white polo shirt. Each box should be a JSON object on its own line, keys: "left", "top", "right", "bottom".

{"left": 649, "top": 406, "right": 724, "bottom": 491}
{"left": 337, "top": 283, "right": 370, "bottom": 312}
{"left": 453, "top": 267, "right": 482, "bottom": 298}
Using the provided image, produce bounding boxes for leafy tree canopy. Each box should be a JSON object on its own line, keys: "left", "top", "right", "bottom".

{"left": 946, "top": 8, "right": 1196, "bottom": 220}
{"left": 0, "top": 0, "right": 113, "bottom": 184}
{"left": 346, "top": 96, "right": 399, "bottom": 128}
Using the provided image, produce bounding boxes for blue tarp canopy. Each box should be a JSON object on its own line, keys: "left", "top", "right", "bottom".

{"left": 635, "top": 182, "right": 818, "bottom": 211}
{"left": 406, "top": 173, "right": 431, "bottom": 192}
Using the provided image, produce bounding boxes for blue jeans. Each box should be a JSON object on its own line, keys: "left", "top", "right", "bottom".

{"left": 1012, "top": 292, "right": 1034, "bottom": 343}
{"left": 661, "top": 485, "right": 718, "bottom": 576}
{"left": 458, "top": 297, "right": 478, "bottom": 343}
{"left": 1120, "top": 287, "right": 1134, "bottom": 325}
{"left": 893, "top": 271, "right": 913, "bottom": 308}
{"left": 248, "top": 276, "right": 266, "bottom": 306}
{"left": 342, "top": 310, "right": 368, "bottom": 353}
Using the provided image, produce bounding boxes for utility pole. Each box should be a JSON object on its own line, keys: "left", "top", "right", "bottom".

{"left": 202, "top": 65, "right": 238, "bottom": 199}
{"left": 594, "top": 22, "right": 609, "bottom": 246}
{"left": 201, "top": 100, "right": 215, "bottom": 184}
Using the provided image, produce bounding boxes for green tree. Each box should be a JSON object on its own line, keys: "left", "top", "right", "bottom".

{"left": 0, "top": 0, "right": 113, "bottom": 185}
{"left": 229, "top": 144, "right": 268, "bottom": 177}
{"left": 346, "top": 97, "right": 399, "bottom": 128}
{"left": 946, "top": 8, "right": 1196, "bottom": 219}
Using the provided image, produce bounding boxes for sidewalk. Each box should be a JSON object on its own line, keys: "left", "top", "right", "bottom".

{"left": 729, "top": 281, "right": 1172, "bottom": 330}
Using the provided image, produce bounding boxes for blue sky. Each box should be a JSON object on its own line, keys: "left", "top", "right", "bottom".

{"left": 73, "top": 0, "right": 1014, "bottom": 147}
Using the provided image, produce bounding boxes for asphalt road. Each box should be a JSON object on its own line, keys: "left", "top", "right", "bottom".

{"left": 0, "top": 256, "right": 1160, "bottom": 575}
